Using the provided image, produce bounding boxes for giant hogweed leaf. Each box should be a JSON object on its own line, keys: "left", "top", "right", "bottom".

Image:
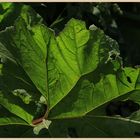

{"left": 48, "top": 18, "right": 120, "bottom": 109}
{"left": 49, "top": 66, "right": 139, "bottom": 119}
{"left": 49, "top": 115, "right": 140, "bottom": 137}
{"left": 48, "top": 19, "right": 139, "bottom": 119}
{"left": 0, "top": 18, "right": 50, "bottom": 100}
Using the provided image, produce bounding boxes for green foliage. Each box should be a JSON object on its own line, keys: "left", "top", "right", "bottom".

{"left": 0, "top": 2, "right": 140, "bottom": 138}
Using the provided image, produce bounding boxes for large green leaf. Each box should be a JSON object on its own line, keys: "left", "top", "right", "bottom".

{"left": 47, "top": 18, "right": 139, "bottom": 119}
{"left": 48, "top": 18, "right": 120, "bottom": 110}
{"left": 1, "top": 16, "right": 138, "bottom": 122}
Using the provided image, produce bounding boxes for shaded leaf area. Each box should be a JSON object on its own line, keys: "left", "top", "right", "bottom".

{"left": 48, "top": 18, "right": 120, "bottom": 110}
{"left": 49, "top": 115, "right": 140, "bottom": 137}
{"left": 135, "top": 71, "right": 140, "bottom": 90}
{"left": 0, "top": 124, "right": 51, "bottom": 138}
{"left": 0, "top": 58, "right": 41, "bottom": 124}
{"left": 0, "top": 105, "right": 29, "bottom": 126}
{"left": 0, "top": 3, "right": 42, "bottom": 31}
{"left": 128, "top": 90, "right": 140, "bottom": 104}
{"left": 0, "top": 125, "right": 32, "bottom": 137}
